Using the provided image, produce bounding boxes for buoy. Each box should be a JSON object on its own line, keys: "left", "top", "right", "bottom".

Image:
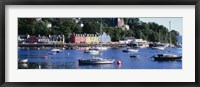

{"left": 117, "top": 60, "right": 121, "bottom": 65}
{"left": 44, "top": 56, "right": 48, "bottom": 59}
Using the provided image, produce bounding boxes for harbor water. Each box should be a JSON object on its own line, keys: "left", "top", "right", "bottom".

{"left": 18, "top": 47, "right": 182, "bottom": 69}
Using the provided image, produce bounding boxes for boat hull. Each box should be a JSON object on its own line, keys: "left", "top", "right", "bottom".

{"left": 154, "top": 56, "right": 182, "bottom": 61}
{"left": 78, "top": 59, "right": 114, "bottom": 64}
{"left": 123, "top": 49, "right": 139, "bottom": 52}
{"left": 152, "top": 46, "right": 165, "bottom": 50}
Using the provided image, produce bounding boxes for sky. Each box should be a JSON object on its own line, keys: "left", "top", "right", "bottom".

{"left": 139, "top": 18, "right": 183, "bottom": 35}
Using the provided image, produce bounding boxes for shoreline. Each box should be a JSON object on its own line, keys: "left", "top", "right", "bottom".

{"left": 18, "top": 43, "right": 126, "bottom": 47}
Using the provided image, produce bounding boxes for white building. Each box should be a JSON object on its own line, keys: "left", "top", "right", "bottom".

{"left": 47, "top": 23, "right": 52, "bottom": 28}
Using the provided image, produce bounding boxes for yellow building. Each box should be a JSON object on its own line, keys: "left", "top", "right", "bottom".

{"left": 92, "top": 35, "right": 98, "bottom": 44}
{"left": 85, "top": 34, "right": 98, "bottom": 44}
{"left": 85, "top": 34, "right": 91, "bottom": 44}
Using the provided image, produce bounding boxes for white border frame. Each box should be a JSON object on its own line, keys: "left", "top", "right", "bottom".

{"left": 5, "top": 5, "right": 195, "bottom": 82}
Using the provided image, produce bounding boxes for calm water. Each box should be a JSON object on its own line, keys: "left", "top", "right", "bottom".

{"left": 18, "top": 47, "right": 182, "bottom": 69}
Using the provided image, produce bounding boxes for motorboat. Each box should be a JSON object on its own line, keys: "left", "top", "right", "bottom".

{"left": 123, "top": 48, "right": 139, "bottom": 52}
{"left": 94, "top": 46, "right": 108, "bottom": 50}
{"left": 84, "top": 49, "right": 100, "bottom": 55}
{"left": 78, "top": 57, "right": 115, "bottom": 64}
{"left": 18, "top": 59, "right": 28, "bottom": 63}
{"left": 50, "top": 48, "right": 63, "bottom": 53}
{"left": 152, "top": 54, "right": 182, "bottom": 61}
{"left": 152, "top": 46, "right": 166, "bottom": 50}
{"left": 130, "top": 55, "right": 139, "bottom": 58}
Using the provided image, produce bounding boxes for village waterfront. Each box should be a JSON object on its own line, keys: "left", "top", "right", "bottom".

{"left": 18, "top": 18, "right": 182, "bottom": 69}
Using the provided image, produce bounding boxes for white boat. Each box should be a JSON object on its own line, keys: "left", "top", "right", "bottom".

{"left": 152, "top": 46, "right": 166, "bottom": 50}
{"left": 78, "top": 57, "right": 115, "bottom": 64}
{"left": 94, "top": 46, "right": 108, "bottom": 50}
{"left": 89, "top": 50, "right": 100, "bottom": 55}
{"left": 84, "top": 49, "right": 100, "bottom": 55}
{"left": 123, "top": 48, "right": 139, "bottom": 52}
{"left": 18, "top": 59, "right": 28, "bottom": 63}
{"left": 51, "top": 48, "right": 63, "bottom": 53}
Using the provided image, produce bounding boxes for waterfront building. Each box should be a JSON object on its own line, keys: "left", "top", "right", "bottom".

{"left": 26, "top": 36, "right": 38, "bottom": 43}
{"left": 98, "top": 32, "right": 111, "bottom": 44}
{"left": 85, "top": 34, "right": 90, "bottom": 43}
{"left": 38, "top": 36, "right": 50, "bottom": 43}
{"left": 71, "top": 33, "right": 110, "bottom": 44}
{"left": 18, "top": 35, "right": 28, "bottom": 43}
{"left": 90, "top": 34, "right": 98, "bottom": 44}
{"left": 49, "top": 35, "right": 65, "bottom": 44}
{"left": 72, "top": 34, "right": 86, "bottom": 43}
{"left": 86, "top": 34, "right": 98, "bottom": 44}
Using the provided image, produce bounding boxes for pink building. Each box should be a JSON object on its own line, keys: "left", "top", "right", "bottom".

{"left": 71, "top": 33, "right": 86, "bottom": 43}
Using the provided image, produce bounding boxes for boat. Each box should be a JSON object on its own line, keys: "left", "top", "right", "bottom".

{"left": 84, "top": 49, "right": 100, "bottom": 54}
{"left": 79, "top": 22, "right": 114, "bottom": 65}
{"left": 50, "top": 48, "right": 63, "bottom": 53}
{"left": 129, "top": 42, "right": 148, "bottom": 48}
{"left": 19, "top": 63, "right": 28, "bottom": 68}
{"left": 151, "top": 29, "right": 166, "bottom": 50}
{"left": 94, "top": 46, "right": 108, "bottom": 50}
{"left": 123, "top": 48, "right": 139, "bottom": 52}
{"left": 152, "top": 46, "right": 166, "bottom": 50}
{"left": 176, "top": 44, "right": 182, "bottom": 48}
{"left": 152, "top": 21, "right": 182, "bottom": 61}
{"left": 78, "top": 57, "right": 115, "bottom": 64}
{"left": 130, "top": 55, "right": 139, "bottom": 58}
{"left": 18, "top": 59, "right": 28, "bottom": 63}
{"left": 88, "top": 50, "right": 100, "bottom": 55}
{"left": 153, "top": 54, "right": 182, "bottom": 61}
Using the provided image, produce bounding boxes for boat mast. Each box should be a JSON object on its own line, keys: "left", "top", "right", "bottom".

{"left": 100, "top": 21, "right": 103, "bottom": 51}
{"left": 169, "top": 21, "right": 171, "bottom": 53}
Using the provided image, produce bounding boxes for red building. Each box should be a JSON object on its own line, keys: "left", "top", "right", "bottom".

{"left": 27, "top": 36, "right": 38, "bottom": 43}
{"left": 72, "top": 33, "right": 86, "bottom": 43}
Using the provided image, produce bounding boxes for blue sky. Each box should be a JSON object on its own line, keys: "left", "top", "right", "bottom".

{"left": 139, "top": 18, "right": 183, "bottom": 35}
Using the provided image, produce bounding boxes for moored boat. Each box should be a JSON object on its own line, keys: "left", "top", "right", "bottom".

{"left": 50, "top": 48, "right": 63, "bottom": 53}
{"left": 18, "top": 59, "right": 28, "bottom": 63}
{"left": 152, "top": 54, "right": 182, "bottom": 61}
{"left": 130, "top": 55, "right": 139, "bottom": 58}
{"left": 152, "top": 46, "right": 166, "bottom": 50}
{"left": 78, "top": 57, "right": 115, "bottom": 64}
{"left": 123, "top": 48, "right": 139, "bottom": 52}
{"left": 152, "top": 21, "right": 182, "bottom": 61}
{"left": 84, "top": 49, "right": 100, "bottom": 55}
{"left": 94, "top": 46, "right": 108, "bottom": 50}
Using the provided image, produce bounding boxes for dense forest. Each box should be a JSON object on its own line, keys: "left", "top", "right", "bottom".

{"left": 18, "top": 18, "right": 180, "bottom": 45}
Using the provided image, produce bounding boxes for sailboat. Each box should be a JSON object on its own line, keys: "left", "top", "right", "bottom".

{"left": 152, "top": 21, "right": 182, "bottom": 61}
{"left": 152, "top": 30, "right": 166, "bottom": 50}
{"left": 79, "top": 22, "right": 115, "bottom": 64}
{"left": 49, "top": 37, "right": 63, "bottom": 54}
{"left": 93, "top": 23, "right": 108, "bottom": 51}
{"left": 84, "top": 46, "right": 100, "bottom": 55}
